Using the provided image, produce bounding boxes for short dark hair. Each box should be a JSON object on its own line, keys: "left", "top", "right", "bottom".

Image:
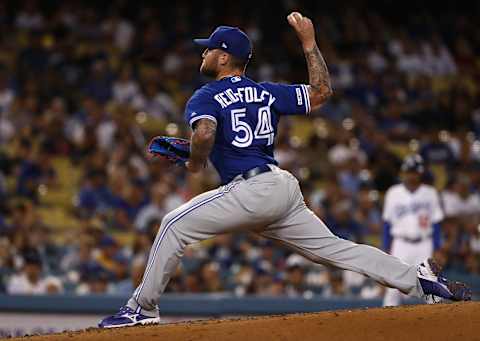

{"left": 23, "top": 249, "right": 42, "bottom": 266}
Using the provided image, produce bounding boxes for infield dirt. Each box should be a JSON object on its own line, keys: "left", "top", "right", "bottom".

{"left": 6, "top": 301, "right": 480, "bottom": 341}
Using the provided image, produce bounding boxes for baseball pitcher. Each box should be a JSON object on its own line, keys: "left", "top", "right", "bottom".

{"left": 100, "top": 12, "right": 470, "bottom": 328}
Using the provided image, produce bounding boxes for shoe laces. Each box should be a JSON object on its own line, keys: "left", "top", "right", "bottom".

{"left": 117, "top": 306, "right": 134, "bottom": 315}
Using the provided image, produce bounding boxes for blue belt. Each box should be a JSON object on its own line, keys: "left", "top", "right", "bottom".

{"left": 242, "top": 164, "right": 272, "bottom": 180}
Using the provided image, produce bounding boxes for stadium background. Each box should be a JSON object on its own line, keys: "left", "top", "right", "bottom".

{"left": 0, "top": 0, "right": 479, "bottom": 337}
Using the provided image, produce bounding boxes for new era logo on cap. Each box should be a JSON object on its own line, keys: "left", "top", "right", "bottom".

{"left": 193, "top": 26, "right": 252, "bottom": 60}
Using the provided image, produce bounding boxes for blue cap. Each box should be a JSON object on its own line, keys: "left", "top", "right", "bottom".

{"left": 194, "top": 26, "right": 252, "bottom": 61}
{"left": 401, "top": 154, "right": 424, "bottom": 173}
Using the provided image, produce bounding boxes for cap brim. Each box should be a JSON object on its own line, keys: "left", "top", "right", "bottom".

{"left": 193, "top": 38, "right": 212, "bottom": 47}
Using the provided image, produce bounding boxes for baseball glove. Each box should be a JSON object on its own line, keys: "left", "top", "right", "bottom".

{"left": 147, "top": 136, "right": 190, "bottom": 165}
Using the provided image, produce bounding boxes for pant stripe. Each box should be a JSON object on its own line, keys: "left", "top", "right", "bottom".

{"left": 134, "top": 190, "right": 225, "bottom": 301}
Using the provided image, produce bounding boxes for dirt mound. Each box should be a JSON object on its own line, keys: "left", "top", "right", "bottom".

{"left": 7, "top": 302, "right": 480, "bottom": 341}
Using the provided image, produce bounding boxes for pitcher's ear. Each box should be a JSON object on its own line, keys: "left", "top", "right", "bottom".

{"left": 218, "top": 52, "right": 230, "bottom": 66}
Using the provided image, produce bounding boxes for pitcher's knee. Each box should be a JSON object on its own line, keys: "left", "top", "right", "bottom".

{"left": 156, "top": 207, "right": 205, "bottom": 247}
{"left": 160, "top": 210, "right": 177, "bottom": 228}
{"left": 149, "top": 212, "right": 181, "bottom": 248}
{"left": 156, "top": 213, "right": 195, "bottom": 249}
{"left": 156, "top": 210, "right": 183, "bottom": 236}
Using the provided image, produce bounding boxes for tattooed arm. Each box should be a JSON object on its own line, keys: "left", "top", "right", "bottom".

{"left": 287, "top": 12, "right": 332, "bottom": 111}
{"left": 186, "top": 118, "right": 217, "bottom": 173}
{"left": 303, "top": 44, "right": 332, "bottom": 110}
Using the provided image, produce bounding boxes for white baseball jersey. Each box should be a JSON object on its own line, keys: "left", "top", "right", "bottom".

{"left": 382, "top": 183, "right": 444, "bottom": 307}
{"left": 441, "top": 190, "right": 480, "bottom": 217}
{"left": 383, "top": 184, "right": 444, "bottom": 239}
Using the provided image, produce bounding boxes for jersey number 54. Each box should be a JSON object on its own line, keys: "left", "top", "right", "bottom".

{"left": 230, "top": 106, "right": 274, "bottom": 147}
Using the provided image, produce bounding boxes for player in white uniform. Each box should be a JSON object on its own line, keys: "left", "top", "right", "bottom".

{"left": 382, "top": 154, "right": 444, "bottom": 306}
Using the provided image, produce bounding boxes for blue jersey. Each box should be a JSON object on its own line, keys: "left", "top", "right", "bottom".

{"left": 185, "top": 76, "right": 311, "bottom": 184}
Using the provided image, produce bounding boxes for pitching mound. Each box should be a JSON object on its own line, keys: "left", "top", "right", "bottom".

{"left": 7, "top": 302, "right": 480, "bottom": 341}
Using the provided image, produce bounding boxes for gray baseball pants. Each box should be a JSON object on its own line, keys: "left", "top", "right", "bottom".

{"left": 127, "top": 165, "right": 424, "bottom": 315}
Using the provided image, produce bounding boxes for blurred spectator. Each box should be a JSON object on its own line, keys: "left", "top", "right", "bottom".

{"left": 326, "top": 199, "right": 365, "bottom": 242}
{"left": 83, "top": 60, "right": 113, "bottom": 104}
{"left": 420, "top": 129, "right": 456, "bottom": 167}
{"left": 353, "top": 185, "right": 382, "bottom": 237}
{"left": 16, "top": 142, "right": 57, "bottom": 202}
{"left": 247, "top": 267, "right": 284, "bottom": 296}
{"left": 76, "top": 262, "right": 112, "bottom": 295}
{"left": 77, "top": 169, "right": 114, "bottom": 217}
{"left": 320, "top": 92, "right": 351, "bottom": 124}
{"left": 101, "top": 11, "right": 135, "bottom": 52}
{"left": 322, "top": 268, "right": 347, "bottom": 298}
{"left": 94, "top": 235, "right": 129, "bottom": 280}
{"left": 0, "top": 65, "right": 15, "bottom": 143}
{"left": 7, "top": 249, "right": 63, "bottom": 295}
{"left": 61, "top": 234, "right": 95, "bottom": 285}
{"left": 15, "top": 1, "right": 44, "bottom": 30}
{"left": 8, "top": 199, "right": 37, "bottom": 232}
{"left": 198, "top": 261, "right": 224, "bottom": 293}
{"left": 442, "top": 174, "right": 480, "bottom": 218}
{"left": 24, "top": 224, "right": 63, "bottom": 274}
{"left": 336, "top": 157, "right": 367, "bottom": 195}
{"left": 134, "top": 182, "right": 169, "bottom": 231}
{"left": 111, "top": 180, "right": 148, "bottom": 230}
{"left": 285, "top": 255, "right": 312, "bottom": 298}
{"left": 441, "top": 174, "right": 480, "bottom": 271}
{"left": 422, "top": 36, "right": 457, "bottom": 77}
{"left": 112, "top": 65, "right": 140, "bottom": 105}
{"left": 112, "top": 255, "right": 147, "bottom": 295}
{"left": 367, "top": 44, "right": 388, "bottom": 74}
{"left": 395, "top": 40, "right": 428, "bottom": 76}
{"left": 0, "top": 237, "right": 15, "bottom": 292}
{"left": 132, "top": 80, "right": 179, "bottom": 121}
